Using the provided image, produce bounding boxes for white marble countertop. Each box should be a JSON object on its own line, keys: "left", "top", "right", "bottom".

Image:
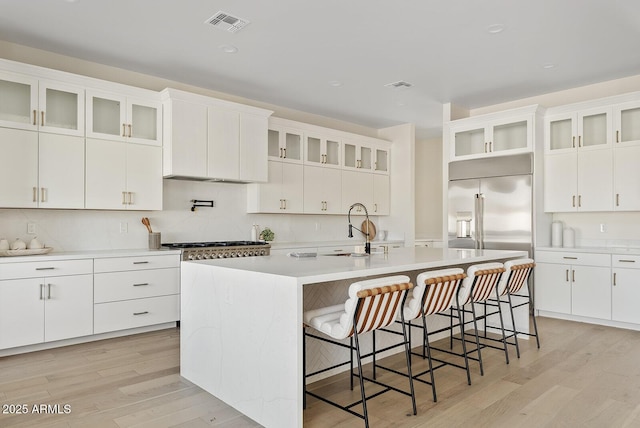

{"left": 269, "top": 239, "right": 403, "bottom": 251}
{"left": 0, "top": 248, "right": 181, "bottom": 264}
{"left": 536, "top": 246, "right": 640, "bottom": 255}
{"left": 185, "top": 247, "right": 527, "bottom": 284}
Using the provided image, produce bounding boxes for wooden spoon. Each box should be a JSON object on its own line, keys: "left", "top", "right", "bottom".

{"left": 141, "top": 217, "right": 153, "bottom": 233}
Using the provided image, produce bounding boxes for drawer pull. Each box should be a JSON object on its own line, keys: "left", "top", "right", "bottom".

{"left": 618, "top": 259, "right": 636, "bottom": 263}
{"left": 36, "top": 267, "right": 56, "bottom": 270}
{"left": 133, "top": 283, "right": 149, "bottom": 287}
{"left": 133, "top": 261, "right": 149, "bottom": 264}
{"left": 133, "top": 311, "right": 149, "bottom": 316}
{"left": 562, "top": 257, "right": 578, "bottom": 260}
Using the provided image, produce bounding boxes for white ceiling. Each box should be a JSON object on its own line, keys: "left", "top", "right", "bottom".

{"left": 1, "top": 0, "right": 640, "bottom": 139}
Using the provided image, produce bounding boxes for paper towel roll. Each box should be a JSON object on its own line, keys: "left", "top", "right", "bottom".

{"left": 551, "top": 222, "right": 563, "bottom": 247}
{"left": 563, "top": 228, "right": 575, "bottom": 248}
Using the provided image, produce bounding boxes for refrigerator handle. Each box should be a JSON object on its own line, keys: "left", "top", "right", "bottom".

{"left": 475, "top": 193, "right": 485, "bottom": 249}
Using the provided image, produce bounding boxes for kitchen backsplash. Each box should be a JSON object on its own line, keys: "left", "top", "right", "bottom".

{"left": 551, "top": 212, "right": 640, "bottom": 248}
{"left": 0, "top": 180, "right": 376, "bottom": 252}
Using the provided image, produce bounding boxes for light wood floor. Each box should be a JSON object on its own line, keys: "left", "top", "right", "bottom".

{"left": 2, "top": 317, "right": 640, "bottom": 427}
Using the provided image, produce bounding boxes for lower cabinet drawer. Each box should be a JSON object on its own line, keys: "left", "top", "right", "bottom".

{"left": 94, "top": 268, "right": 180, "bottom": 303}
{"left": 94, "top": 295, "right": 180, "bottom": 334}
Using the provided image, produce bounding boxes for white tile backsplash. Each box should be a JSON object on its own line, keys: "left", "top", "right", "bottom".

{"left": 0, "top": 179, "right": 373, "bottom": 251}
{"left": 552, "top": 212, "right": 640, "bottom": 249}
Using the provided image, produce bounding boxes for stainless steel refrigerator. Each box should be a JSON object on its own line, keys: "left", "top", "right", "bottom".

{"left": 448, "top": 153, "right": 533, "bottom": 256}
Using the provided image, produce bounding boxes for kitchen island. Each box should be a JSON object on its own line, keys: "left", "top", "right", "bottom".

{"left": 180, "top": 247, "right": 527, "bottom": 427}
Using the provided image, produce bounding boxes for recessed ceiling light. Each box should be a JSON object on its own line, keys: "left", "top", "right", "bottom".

{"left": 542, "top": 63, "right": 556, "bottom": 69}
{"left": 328, "top": 80, "right": 343, "bottom": 87}
{"left": 487, "top": 24, "right": 505, "bottom": 34}
{"left": 219, "top": 44, "right": 238, "bottom": 54}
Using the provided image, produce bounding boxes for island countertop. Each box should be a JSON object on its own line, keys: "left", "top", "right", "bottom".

{"left": 183, "top": 246, "right": 527, "bottom": 284}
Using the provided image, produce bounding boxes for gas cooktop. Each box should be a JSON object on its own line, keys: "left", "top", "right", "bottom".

{"left": 162, "top": 241, "right": 271, "bottom": 260}
{"left": 162, "top": 241, "right": 269, "bottom": 249}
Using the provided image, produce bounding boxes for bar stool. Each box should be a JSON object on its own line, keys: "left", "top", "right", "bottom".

{"left": 404, "top": 268, "right": 469, "bottom": 402}
{"left": 496, "top": 258, "right": 539, "bottom": 357}
{"left": 452, "top": 263, "right": 508, "bottom": 375}
{"left": 303, "top": 275, "right": 417, "bottom": 428}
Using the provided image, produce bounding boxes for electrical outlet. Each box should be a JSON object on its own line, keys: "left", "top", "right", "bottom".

{"left": 120, "top": 222, "right": 128, "bottom": 234}
{"left": 600, "top": 223, "right": 606, "bottom": 233}
{"left": 27, "top": 223, "right": 36, "bottom": 234}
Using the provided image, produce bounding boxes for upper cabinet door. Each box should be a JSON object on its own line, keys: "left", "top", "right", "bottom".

{"left": 38, "top": 79, "right": 84, "bottom": 137}
{"left": 613, "top": 100, "right": 640, "bottom": 147}
{"left": 452, "top": 125, "right": 486, "bottom": 159}
{"left": 343, "top": 140, "right": 374, "bottom": 171}
{"left": 126, "top": 97, "right": 161, "bottom": 146}
{"left": 0, "top": 70, "right": 38, "bottom": 131}
{"left": 86, "top": 90, "right": 127, "bottom": 142}
{"left": 304, "top": 134, "right": 341, "bottom": 169}
{"left": 546, "top": 107, "right": 611, "bottom": 153}
{"left": 267, "top": 126, "right": 302, "bottom": 163}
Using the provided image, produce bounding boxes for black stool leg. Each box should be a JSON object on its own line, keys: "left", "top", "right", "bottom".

{"left": 469, "top": 302, "right": 484, "bottom": 376}
{"left": 528, "top": 283, "right": 541, "bottom": 348}
{"left": 353, "top": 329, "right": 369, "bottom": 428}
{"left": 494, "top": 288, "right": 510, "bottom": 365}
{"left": 400, "top": 315, "right": 417, "bottom": 415}
{"left": 303, "top": 326, "right": 307, "bottom": 409}
{"left": 421, "top": 313, "right": 437, "bottom": 402}
{"left": 506, "top": 292, "right": 521, "bottom": 358}
{"left": 350, "top": 337, "right": 354, "bottom": 390}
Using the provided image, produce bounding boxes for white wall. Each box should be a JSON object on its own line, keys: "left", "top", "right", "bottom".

{"left": 415, "top": 137, "right": 442, "bottom": 239}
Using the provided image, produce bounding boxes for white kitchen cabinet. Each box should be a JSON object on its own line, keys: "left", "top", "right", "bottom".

{"left": 0, "top": 259, "right": 93, "bottom": 350}
{"left": 93, "top": 254, "right": 180, "bottom": 334}
{"left": 0, "top": 71, "right": 84, "bottom": 136}
{"left": 85, "top": 138, "right": 162, "bottom": 210}
{"left": 612, "top": 255, "right": 640, "bottom": 324}
{"left": 247, "top": 160, "right": 303, "bottom": 213}
{"left": 304, "top": 133, "right": 341, "bottom": 168}
{"left": 372, "top": 173, "right": 390, "bottom": 215}
{"left": 87, "top": 89, "right": 161, "bottom": 146}
{"left": 0, "top": 128, "right": 85, "bottom": 209}
{"left": 268, "top": 126, "right": 303, "bottom": 163}
{"left": 544, "top": 148, "right": 613, "bottom": 212}
{"left": 450, "top": 115, "right": 532, "bottom": 160}
{"left": 613, "top": 100, "right": 640, "bottom": 146}
{"left": 162, "top": 89, "right": 271, "bottom": 182}
{"left": 303, "top": 165, "right": 342, "bottom": 214}
{"left": 342, "top": 170, "right": 373, "bottom": 214}
{"left": 535, "top": 251, "right": 611, "bottom": 320}
{"left": 343, "top": 139, "right": 373, "bottom": 171}
{"left": 613, "top": 145, "right": 640, "bottom": 210}
{"left": 545, "top": 107, "right": 612, "bottom": 153}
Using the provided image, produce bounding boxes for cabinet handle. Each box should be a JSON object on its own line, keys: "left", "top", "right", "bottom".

{"left": 578, "top": 135, "right": 582, "bottom": 147}
{"left": 490, "top": 141, "right": 493, "bottom": 152}
{"left": 613, "top": 272, "right": 617, "bottom": 286}
{"left": 572, "top": 195, "right": 575, "bottom": 207}
{"left": 618, "top": 259, "right": 636, "bottom": 263}
{"left": 41, "top": 111, "right": 45, "bottom": 126}
{"left": 133, "top": 283, "right": 149, "bottom": 287}
{"left": 133, "top": 311, "right": 149, "bottom": 316}
{"left": 374, "top": 203, "right": 378, "bottom": 213}
{"left": 616, "top": 193, "right": 620, "bottom": 207}
{"left": 616, "top": 130, "right": 620, "bottom": 143}
{"left": 572, "top": 136, "right": 575, "bottom": 148}
{"left": 128, "top": 124, "right": 132, "bottom": 138}
{"left": 563, "top": 256, "right": 578, "bottom": 260}
{"left": 578, "top": 195, "right": 581, "bottom": 207}
{"left": 40, "top": 284, "right": 44, "bottom": 300}
{"left": 122, "top": 124, "right": 126, "bottom": 137}
{"left": 485, "top": 142, "right": 488, "bottom": 153}
{"left": 283, "top": 147, "right": 287, "bottom": 158}
{"left": 36, "top": 267, "right": 56, "bottom": 270}
{"left": 572, "top": 269, "right": 575, "bottom": 282}
{"left": 565, "top": 269, "right": 569, "bottom": 282}
{"left": 40, "top": 187, "right": 46, "bottom": 203}
{"left": 33, "top": 110, "right": 37, "bottom": 126}
{"left": 47, "top": 283, "right": 51, "bottom": 300}
{"left": 128, "top": 191, "right": 134, "bottom": 205}
{"left": 133, "top": 261, "right": 149, "bottom": 264}
{"left": 33, "top": 187, "right": 37, "bottom": 203}
{"left": 279, "top": 148, "right": 283, "bottom": 158}
{"left": 122, "top": 191, "right": 127, "bottom": 205}
{"left": 283, "top": 199, "right": 287, "bottom": 210}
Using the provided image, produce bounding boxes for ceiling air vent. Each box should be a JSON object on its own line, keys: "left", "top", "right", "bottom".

{"left": 205, "top": 11, "right": 250, "bottom": 33}
{"left": 385, "top": 80, "right": 413, "bottom": 88}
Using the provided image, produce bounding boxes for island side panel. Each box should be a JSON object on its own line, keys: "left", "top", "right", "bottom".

{"left": 180, "top": 262, "right": 302, "bottom": 428}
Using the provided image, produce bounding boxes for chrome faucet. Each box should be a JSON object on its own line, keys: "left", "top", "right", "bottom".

{"left": 347, "top": 202, "right": 371, "bottom": 254}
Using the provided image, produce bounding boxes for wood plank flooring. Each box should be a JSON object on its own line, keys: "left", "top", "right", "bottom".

{"left": 2, "top": 317, "right": 640, "bottom": 427}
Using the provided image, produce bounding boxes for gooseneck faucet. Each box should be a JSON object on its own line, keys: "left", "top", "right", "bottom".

{"left": 347, "top": 202, "right": 371, "bottom": 254}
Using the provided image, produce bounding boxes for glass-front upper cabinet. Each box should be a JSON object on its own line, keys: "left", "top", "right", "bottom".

{"left": 0, "top": 71, "right": 84, "bottom": 136}
{"left": 304, "top": 133, "right": 340, "bottom": 168}
{"left": 86, "top": 90, "right": 161, "bottom": 145}
{"left": 267, "top": 126, "right": 302, "bottom": 163}
{"left": 450, "top": 115, "right": 531, "bottom": 160}
{"left": 343, "top": 140, "right": 373, "bottom": 171}
{"left": 545, "top": 106, "right": 611, "bottom": 153}
{"left": 614, "top": 100, "right": 640, "bottom": 147}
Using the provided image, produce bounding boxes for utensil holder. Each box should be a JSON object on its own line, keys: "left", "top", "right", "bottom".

{"left": 148, "top": 232, "right": 161, "bottom": 250}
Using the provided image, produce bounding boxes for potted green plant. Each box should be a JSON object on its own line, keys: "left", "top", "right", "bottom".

{"left": 260, "top": 227, "right": 274, "bottom": 241}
